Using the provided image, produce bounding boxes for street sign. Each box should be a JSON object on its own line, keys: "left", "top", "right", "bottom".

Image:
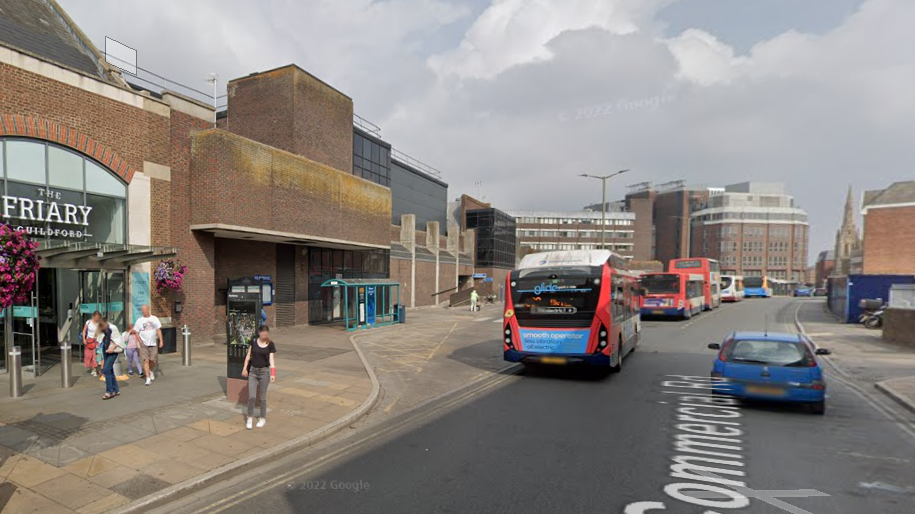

{"left": 473, "top": 273, "right": 487, "bottom": 279}
{"left": 483, "top": 278, "right": 494, "bottom": 283}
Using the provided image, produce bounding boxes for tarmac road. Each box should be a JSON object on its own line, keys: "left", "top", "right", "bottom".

{"left": 159, "top": 298, "right": 915, "bottom": 514}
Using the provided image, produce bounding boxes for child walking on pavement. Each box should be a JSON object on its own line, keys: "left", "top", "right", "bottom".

{"left": 125, "top": 323, "right": 143, "bottom": 377}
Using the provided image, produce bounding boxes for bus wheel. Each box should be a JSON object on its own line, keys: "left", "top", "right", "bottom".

{"left": 611, "top": 339, "right": 624, "bottom": 373}
{"left": 683, "top": 309, "right": 692, "bottom": 321}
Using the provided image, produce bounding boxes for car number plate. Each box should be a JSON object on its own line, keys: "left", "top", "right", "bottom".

{"left": 746, "top": 385, "right": 785, "bottom": 396}
{"left": 540, "top": 356, "right": 567, "bottom": 365}
{"left": 652, "top": 310, "right": 664, "bottom": 315}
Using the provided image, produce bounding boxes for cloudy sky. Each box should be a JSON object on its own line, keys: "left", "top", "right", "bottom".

{"left": 59, "top": 0, "right": 913, "bottom": 259}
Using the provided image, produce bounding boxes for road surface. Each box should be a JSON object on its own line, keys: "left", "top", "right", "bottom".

{"left": 161, "top": 298, "right": 915, "bottom": 514}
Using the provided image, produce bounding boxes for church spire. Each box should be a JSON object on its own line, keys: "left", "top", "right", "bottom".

{"left": 842, "top": 186, "right": 856, "bottom": 232}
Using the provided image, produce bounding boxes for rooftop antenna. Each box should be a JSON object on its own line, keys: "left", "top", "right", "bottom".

{"left": 205, "top": 73, "right": 218, "bottom": 127}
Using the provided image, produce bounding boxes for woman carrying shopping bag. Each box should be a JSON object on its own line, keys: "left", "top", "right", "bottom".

{"left": 99, "top": 319, "right": 126, "bottom": 400}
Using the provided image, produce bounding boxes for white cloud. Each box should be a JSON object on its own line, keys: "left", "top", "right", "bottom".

{"left": 666, "top": 29, "right": 745, "bottom": 86}
{"left": 56, "top": 0, "right": 915, "bottom": 259}
{"left": 427, "top": 0, "right": 676, "bottom": 80}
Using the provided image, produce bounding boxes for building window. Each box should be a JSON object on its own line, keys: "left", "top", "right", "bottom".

{"left": 466, "top": 208, "right": 517, "bottom": 269}
{"left": 353, "top": 130, "right": 391, "bottom": 187}
{"left": 1, "top": 138, "right": 127, "bottom": 244}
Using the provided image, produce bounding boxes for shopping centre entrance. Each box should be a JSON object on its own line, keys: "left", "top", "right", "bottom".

{"left": 1, "top": 245, "right": 174, "bottom": 377}
{"left": 0, "top": 137, "right": 175, "bottom": 376}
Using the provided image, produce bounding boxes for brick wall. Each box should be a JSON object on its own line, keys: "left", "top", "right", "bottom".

{"left": 0, "top": 62, "right": 170, "bottom": 169}
{"left": 190, "top": 129, "right": 391, "bottom": 248}
{"left": 414, "top": 259, "right": 439, "bottom": 306}
{"left": 226, "top": 65, "right": 353, "bottom": 173}
{"left": 627, "top": 196, "right": 655, "bottom": 260}
{"left": 438, "top": 262, "right": 457, "bottom": 302}
{"left": 210, "top": 239, "right": 276, "bottom": 341}
{"left": 167, "top": 106, "right": 218, "bottom": 340}
{"left": 390, "top": 257, "right": 413, "bottom": 307}
{"left": 884, "top": 308, "right": 915, "bottom": 348}
{"left": 863, "top": 206, "right": 915, "bottom": 275}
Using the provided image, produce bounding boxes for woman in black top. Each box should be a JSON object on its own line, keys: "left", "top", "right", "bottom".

{"left": 242, "top": 325, "right": 277, "bottom": 429}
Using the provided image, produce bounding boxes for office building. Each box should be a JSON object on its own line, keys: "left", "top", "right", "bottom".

{"left": 689, "top": 182, "right": 809, "bottom": 281}
{"left": 508, "top": 210, "right": 637, "bottom": 258}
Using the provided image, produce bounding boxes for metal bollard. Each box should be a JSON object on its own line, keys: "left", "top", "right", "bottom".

{"left": 9, "top": 346, "right": 23, "bottom": 398}
{"left": 181, "top": 324, "right": 192, "bottom": 366}
{"left": 60, "top": 344, "right": 72, "bottom": 388}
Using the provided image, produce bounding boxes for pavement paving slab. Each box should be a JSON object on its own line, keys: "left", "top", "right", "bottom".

{"left": 796, "top": 299, "right": 915, "bottom": 415}
{"left": 0, "top": 315, "right": 392, "bottom": 514}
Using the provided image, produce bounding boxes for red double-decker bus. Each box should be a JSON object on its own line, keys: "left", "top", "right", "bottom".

{"left": 503, "top": 250, "right": 641, "bottom": 371}
{"left": 669, "top": 258, "right": 721, "bottom": 311}
{"left": 640, "top": 272, "right": 704, "bottom": 320}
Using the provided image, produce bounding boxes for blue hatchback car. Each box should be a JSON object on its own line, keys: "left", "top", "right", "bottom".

{"left": 793, "top": 287, "right": 813, "bottom": 297}
{"left": 708, "top": 332, "right": 831, "bottom": 414}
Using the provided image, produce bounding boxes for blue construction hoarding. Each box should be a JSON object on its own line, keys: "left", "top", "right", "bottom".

{"left": 828, "top": 274, "right": 915, "bottom": 323}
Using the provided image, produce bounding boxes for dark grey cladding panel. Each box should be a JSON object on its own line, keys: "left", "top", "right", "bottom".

{"left": 390, "top": 159, "right": 448, "bottom": 233}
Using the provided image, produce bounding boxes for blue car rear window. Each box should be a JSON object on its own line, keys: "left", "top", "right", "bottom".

{"left": 727, "top": 340, "right": 811, "bottom": 367}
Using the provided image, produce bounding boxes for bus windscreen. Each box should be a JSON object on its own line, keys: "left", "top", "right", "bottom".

{"left": 510, "top": 269, "right": 598, "bottom": 321}
{"left": 641, "top": 275, "right": 680, "bottom": 295}
{"left": 721, "top": 276, "right": 733, "bottom": 289}
{"left": 744, "top": 277, "right": 764, "bottom": 288}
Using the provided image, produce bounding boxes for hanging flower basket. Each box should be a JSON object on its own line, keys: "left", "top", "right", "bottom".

{"left": 0, "top": 225, "right": 41, "bottom": 310}
{"left": 154, "top": 259, "right": 187, "bottom": 294}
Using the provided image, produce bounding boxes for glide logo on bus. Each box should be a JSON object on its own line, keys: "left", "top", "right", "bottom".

{"left": 518, "top": 329, "right": 589, "bottom": 354}
{"left": 519, "top": 282, "right": 593, "bottom": 295}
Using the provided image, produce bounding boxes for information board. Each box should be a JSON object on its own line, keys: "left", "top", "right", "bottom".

{"left": 366, "top": 286, "right": 376, "bottom": 325}
{"left": 131, "top": 271, "right": 150, "bottom": 323}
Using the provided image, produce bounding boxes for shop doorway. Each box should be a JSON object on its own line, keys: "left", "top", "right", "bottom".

{"left": 79, "top": 270, "right": 127, "bottom": 330}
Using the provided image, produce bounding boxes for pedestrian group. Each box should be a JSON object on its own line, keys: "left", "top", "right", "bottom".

{"left": 82, "top": 304, "right": 163, "bottom": 399}
{"left": 82, "top": 304, "right": 280, "bottom": 432}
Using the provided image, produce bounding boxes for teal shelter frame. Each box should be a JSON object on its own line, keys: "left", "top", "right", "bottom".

{"left": 320, "top": 278, "right": 401, "bottom": 331}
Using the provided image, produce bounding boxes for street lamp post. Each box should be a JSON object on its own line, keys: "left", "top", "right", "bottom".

{"left": 580, "top": 169, "right": 629, "bottom": 250}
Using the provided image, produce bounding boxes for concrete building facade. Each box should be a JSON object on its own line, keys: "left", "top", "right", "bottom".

{"left": 508, "top": 210, "right": 637, "bottom": 258}
{"left": 689, "top": 182, "right": 809, "bottom": 281}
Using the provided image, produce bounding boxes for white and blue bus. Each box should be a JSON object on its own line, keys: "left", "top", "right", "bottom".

{"left": 743, "top": 276, "right": 772, "bottom": 298}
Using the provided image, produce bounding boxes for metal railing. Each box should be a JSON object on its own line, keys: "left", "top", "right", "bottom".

{"left": 391, "top": 148, "right": 443, "bottom": 179}
{"left": 354, "top": 113, "right": 382, "bottom": 135}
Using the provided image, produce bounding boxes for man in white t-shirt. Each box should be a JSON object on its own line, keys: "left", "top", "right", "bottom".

{"left": 132, "top": 305, "right": 163, "bottom": 387}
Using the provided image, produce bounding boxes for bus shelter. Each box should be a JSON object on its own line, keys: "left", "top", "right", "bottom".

{"left": 320, "top": 278, "right": 401, "bottom": 331}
